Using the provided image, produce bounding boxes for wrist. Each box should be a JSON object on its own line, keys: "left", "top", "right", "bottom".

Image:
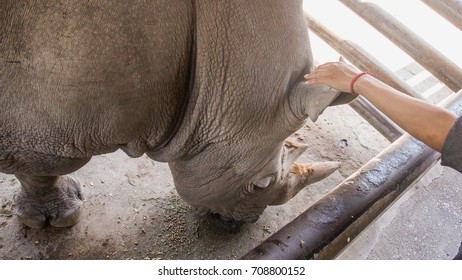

{"left": 350, "top": 72, "right": 376, "bottom": 95}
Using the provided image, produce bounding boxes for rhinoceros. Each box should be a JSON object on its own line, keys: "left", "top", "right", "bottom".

{"left": 0, "top": 0, "right": 354, "bottom": 231}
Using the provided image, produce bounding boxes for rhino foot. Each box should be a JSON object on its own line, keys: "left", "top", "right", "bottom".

{"left": 15, "top": 175, "right": 83, "bottom": 229}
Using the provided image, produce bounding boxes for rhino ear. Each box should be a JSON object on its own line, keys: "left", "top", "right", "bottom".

{"left": 289, "top": 82, "right": 356, "bottom": 122}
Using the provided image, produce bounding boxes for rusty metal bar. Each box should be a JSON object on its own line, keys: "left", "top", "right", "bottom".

{"left": 306, "top": 13, "right": 424, "bottom": 100}
{"left": 421, "top": 0, "right": 462, "bottom": 31}
{"left": 241, "top": 90, "right": 462, "bottom": 260}
{"left": 339, "top": 0, "right": 462, "bottom": 92}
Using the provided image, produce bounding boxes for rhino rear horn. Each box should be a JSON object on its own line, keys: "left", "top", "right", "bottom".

{"left": 270, "top": 161, "right": 340, "bottom": 205}
{"left": 282, "top": 140, "right": 309, "bottom": 172}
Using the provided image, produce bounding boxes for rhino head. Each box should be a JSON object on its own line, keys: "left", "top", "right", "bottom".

{"left": 168, "top": 89, "right": 345, "bottom": 233}
{"left": 165, "top": 70, "right": 355, "bottom": 231}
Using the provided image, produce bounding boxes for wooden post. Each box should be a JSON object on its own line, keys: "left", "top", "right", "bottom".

{"left": 340, "top": 0, "right": 462, "bottom": 92}
{"left": 421, "top": 0, "right": 462, "bottom": 31}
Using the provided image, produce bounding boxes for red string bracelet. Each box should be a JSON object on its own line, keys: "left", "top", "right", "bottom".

{"left": 349, "top": 71, "right": 376, "bottom": 94}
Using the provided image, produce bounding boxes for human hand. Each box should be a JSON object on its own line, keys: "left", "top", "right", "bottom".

{"left": 304, "top": 57, "right": 362, "bottom": 94}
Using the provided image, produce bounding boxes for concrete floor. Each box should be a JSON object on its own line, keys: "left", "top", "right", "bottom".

{"left": 338, "top": 162, "right": 462, "bottom": 260}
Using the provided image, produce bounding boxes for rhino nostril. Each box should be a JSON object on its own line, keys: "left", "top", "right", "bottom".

{"left": 208, "top": 213, "right": 244, "bottom": 233}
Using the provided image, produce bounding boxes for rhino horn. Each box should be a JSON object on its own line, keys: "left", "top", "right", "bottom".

{"left": 270, "top": 161, "right": 340, "bottom": 205}
{"left": 282, "top": 140, "right": 309, "bottom": 171}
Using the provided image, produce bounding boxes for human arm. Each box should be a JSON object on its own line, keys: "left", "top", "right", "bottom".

{"left": 304, "top": 57, "right": 457, "bottom": 152}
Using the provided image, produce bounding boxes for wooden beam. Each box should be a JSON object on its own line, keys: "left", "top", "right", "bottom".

{"left": 305, "top": 13, "right": 425, "bottom": 100}
{"left": 340, "top": 0, "right": 462, "bottom": 92}
{"left": 421, "top": 0, "right": 462, "bottom": 31}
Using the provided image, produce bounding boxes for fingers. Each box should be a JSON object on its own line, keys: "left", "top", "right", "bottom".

{"left": 304, "top": 68, "right": 329, "bottom": 85}
{"left": 303, "top": 73, "right": 316, "bottom": 84}
{"left": 304, "top": 70, "right": 318, "bottom": 84}
{"left": 303, "top": 58, "right": 347, "bottom": 85}
{"left": 316, "top": 61, "right": 338, "bottom": 69}
{"left": 304, "top": 74, "right": 320, "bottom": 83}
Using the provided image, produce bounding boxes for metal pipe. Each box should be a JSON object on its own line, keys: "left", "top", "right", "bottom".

{"left": 305, "top": 13, "right": 425, "bottom": 100}
{"left": 339, "top": 0, "right": 462, "bottom": 92}
{"left": 241, "top": 91, "right": 462, "bottom": 260}
{"left": 349, "top": 96, "right": 402, "bottom": 142}
{"left": 421, "top": 0, "right": 462, "bottom": 31}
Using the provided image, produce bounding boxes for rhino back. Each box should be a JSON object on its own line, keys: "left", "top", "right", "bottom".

{"left": 0, "top": 0, "right": 194, "bottom": 158}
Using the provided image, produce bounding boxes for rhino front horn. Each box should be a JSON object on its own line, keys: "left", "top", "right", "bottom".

{"left": 271, "top": 161, "right": 340, "bottom": 205}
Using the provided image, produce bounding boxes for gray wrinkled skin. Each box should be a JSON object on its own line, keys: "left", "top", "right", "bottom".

{"left": 0, "top": 0, "right": 354, "bottom": 231}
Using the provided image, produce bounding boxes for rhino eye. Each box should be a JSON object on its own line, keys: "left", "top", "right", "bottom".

{"left": 248, "top": 175, "right": 274, "bottom": 193}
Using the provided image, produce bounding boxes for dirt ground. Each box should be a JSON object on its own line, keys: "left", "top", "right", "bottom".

{"left": 0, "top": 105, "right": 388, "bottom": 260}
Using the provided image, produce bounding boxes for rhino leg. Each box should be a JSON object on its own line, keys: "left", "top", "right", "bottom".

{"left": 1, "top": 154, "right": 91, "bottom": 229}
{"left": 15, "top": 174, "right": 84, "bottom": 228}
